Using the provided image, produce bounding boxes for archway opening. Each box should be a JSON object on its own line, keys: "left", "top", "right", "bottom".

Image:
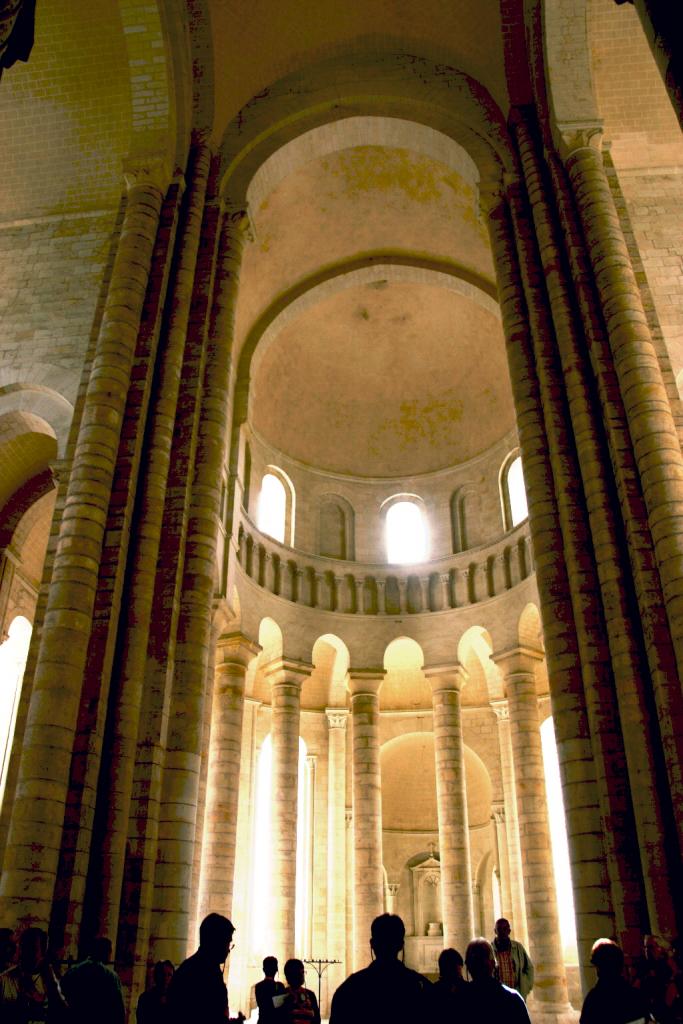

{"left": 0, "top": 615, "right": 32, "bottom": 809}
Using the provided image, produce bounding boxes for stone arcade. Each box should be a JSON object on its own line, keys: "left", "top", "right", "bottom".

{"left": 0, "top": 1, "right": 682, "bottom": 1022}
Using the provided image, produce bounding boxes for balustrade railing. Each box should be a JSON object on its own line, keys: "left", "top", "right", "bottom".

{"left": 235, "top": 513, "right": 534, "bottom": 616}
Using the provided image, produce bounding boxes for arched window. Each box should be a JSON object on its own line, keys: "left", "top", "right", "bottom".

{"left": 501, "top": 452, "right": 529, "bottom": 530}
{"left": 384, "top": 498, "right": 428, "bottom": 564}
{"left": 257, "top": 468, "right": 295, "bottom": 545}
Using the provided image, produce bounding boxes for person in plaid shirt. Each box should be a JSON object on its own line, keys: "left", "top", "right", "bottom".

{"left": 493, "top": 918, "right": 534, "bottom": 1001}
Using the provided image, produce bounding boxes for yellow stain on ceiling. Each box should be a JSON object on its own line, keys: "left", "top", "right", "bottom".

{"left": 330, "top": 146, "right": 457, "bottom": 204}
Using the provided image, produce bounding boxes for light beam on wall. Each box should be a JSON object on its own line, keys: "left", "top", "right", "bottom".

{"left": 541, "top": 717, "right": 578, "bottom": 964}
{"left": 0, "top": 616, "right": 32, "bottom": 810}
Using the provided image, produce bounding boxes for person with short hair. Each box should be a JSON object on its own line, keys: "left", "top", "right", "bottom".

{"left": 60, "top": 936, "right": 125, "bottom": 1024}
{"left": 461, "top": 937, "right": 531, "bottom": 1023}
{"left": 329, "top": 914, "right": 431, "bottom": 1024}
{"left": 430, "top": 947, "right": 467, "bottom": 1015}
{"left": 492, "top": 918, "right": 534, "bottom": 1001}
{"left": 254, "top": 956, "right": 285, "bottom": 1023}
{"left": 276, "top": 960, "right": 320, "bottom": 1024}
{"left": 581, "top": 938, "right": 651, "bottom": 1024}
{"left": 0, "top": 927, "right": 66, "bottom": 1024}
{"left": 167, "top": 914, "right": 244, "bottom": 1024}
{"left": 136, "top": 960, "right": 174, "bottom": 1024}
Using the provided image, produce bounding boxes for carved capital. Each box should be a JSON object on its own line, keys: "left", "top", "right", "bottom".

{"left": 492, "top": 802, "right": 506, "bottom": 824}
{"left": 347, "top": 668, "right": 385, "bottom": 697}
{"left": 266, "top": 657, "right": 312, "bottom": 688}
{"left": 326, "top": 708, "right": 349, "bottom": 730}
{"left": 478, "top": 175, "right": 507, "bottom": 217}
{"left": 220, "top": 201, "right": 254, "bottom": 241}
{"left": 215, "top": 630, "right": 261, "bottom": 672}
{"left": 490, "top": 698, "right": 509, "bottom": 722}
{"left": 491, "top": 645, "right": 544, "bottom": 678}
{"left": 123, "top": 153, "right": 173, "bottom": 194}
{"left": 424, "top": 662, "right": 468, "bottom": 694}
{"left": 556, "top": 120, "right": 604, "bottom": 162}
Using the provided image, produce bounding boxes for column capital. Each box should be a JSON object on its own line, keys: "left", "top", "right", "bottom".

{"left": 556, "top": 120, "right": 604, "bottom": 162}
{"left": 478, "top": 175, "right": 507, "bottom": 217}
{"left": 347, "top": 668, "right": 385, "bottom": 697}
{"left": 492, "top": 801, "right": 506, "bottom": 824}
{"left": 123, "top": 152, "right": 174, "bottom": 194}
{"left": 490, "top": 698, "right": 509, "bottom": 721}
{"left": 326, "top": 708, "right": 349, "bottom": 730}
{"left": 492, "top": 645, "right": 544, "bottom": 676}
{"left": 424, "top": 662, "right": 468, "bottom": 693}
{"left": 386, "top": 882, "right": 400, "bottom": 896}
{"left": 215, "top": 631, "right": 261, "bottom": 670}
{"left": 266, "top": 657, "right": 312, "bottom": 688}
{"left": 218, "top": 200, "right": 254, "bottom": 240}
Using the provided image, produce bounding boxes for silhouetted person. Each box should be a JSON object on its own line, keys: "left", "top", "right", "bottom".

{"left": 461, "top": 937, "right": 531, "bottom": 1023}
{"left": 493, "top": 918, "right": 534, "bottom": 1001}
{"left": 581, "top": 939, "right": 651, "bottom": 1024}
{"left": 329, "top": 913, "right": 431, "bottom": 1024}
{"left": 168, "top": 913, "right": 244, "bottom": 1024}
{"left": 431, "top": 947, "right": 467, "bottom": 1016}
{"left": 276, "top": 959, "right": 320, "bottom": 1024}
{"left": 0, "top": 927, "right": 66, "bottom": 1024}
{"left": 0, "top": 928, "right": 16, "bottom": 972}
{"left": 136, "top": 960, "right": 174, "bottom": 1024}
{"left": 255, "top": 957, "right": 285, "bottom": 1023}
{"left": 61, "top": 936, "right": 125, "bottom": 1024}
{"left": 635, "top": 934, "right": 674, "bottom": 1023}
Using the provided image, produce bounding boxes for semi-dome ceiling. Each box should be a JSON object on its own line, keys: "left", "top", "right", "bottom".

{"left": 250, "top": 277, "right": 513, "bottom": 477}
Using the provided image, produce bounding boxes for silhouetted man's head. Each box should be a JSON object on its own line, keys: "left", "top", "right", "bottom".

{"left": 466, "top": 938, "right": 497, "bottom": 982}
{"left": 19, "top": 927, "right": 48, "bottom": 972}
{"left": 91, "top": 937, "right": 112, "bottom": 963}
{"left": 263, "top": 956, "right": 278, "bottom": 978}
{"left": 370, "top": 914, "right": 405, "bottom": 961}
{"left": 283, "top": 959, "right": 305, "bottom": 987}
{"left": 590, "top": 939, "right": 624, "bottom": 979}
{"left": 153, "top": 960, "right": 174, "bottom": 989}
{"left": 494, "top": 918, "right": 511, "bottom": 946}
{"left": 199, "top": 914, "right": 235, "bottom": 964}
{"left": 438, "top": 947, "right": 464, "bottom": 980}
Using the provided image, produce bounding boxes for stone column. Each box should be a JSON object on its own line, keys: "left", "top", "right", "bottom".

{"left": 386, "top": 882, "right": 400, "bottom": 915}
{"left": 494, "top": 648, "right": 573, "bottom": 1022}
{"left": 149, "top": 201, "right": 252, "bottom": 966}
{"left": 198, "top": 632, "right": 260, "bottom": 923}
{"left": 0, "top": 160, "right": 169, "bottom": 928}
{"left": 269, "top": 659, "right": 309, "bottom": 964}
{"left": 96, "top": 142, "right": 212, "bottom": 944}
{"left": 326, "top": 709, "right": 348, "bottom": 992}
{"left": 563, "top": 130, "right": 683, "bottom": 839}
{"left": 491, "top": 702, "right": 528, "bottom": 947}
{"left": 348, "top": 668, "right": 385, "bottom": 971}
{"left": 492, "top": 803, "right": 514, "bottom": 929}
{"left": 425, "top": 663, "right": 474, "bottom": 954}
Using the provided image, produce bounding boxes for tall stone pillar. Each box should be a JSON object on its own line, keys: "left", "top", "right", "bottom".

{"left": 425, "top": 663, "right": 474, "bottom": 953}
{"left": 0, "top": 161, "right": 169, "bottom": 928}
{"left": 149, "top": 201, "right": 252, "bottom": 966}
{"left": 492, "top": 804, "right": 514, "bottom": 931}
{"left": 494, "top": 647, "right": 574, "bottom": 1023}
{"left": 491, "top": 700, "right": 528, "bottom": 947}
{"left": 563, "top": 130, "right": 683, "bottom": 844}
{"left": 198, "top": 632, "right": 260, "bottom": 924}
{"left": 326, "top": 709, "right": 348, "bottom": 994}
{"left": 269, "top": 659, "right": 308, "bottom": 964}
{"left": 348, "top": 669, "right": 385, "bottom": 971}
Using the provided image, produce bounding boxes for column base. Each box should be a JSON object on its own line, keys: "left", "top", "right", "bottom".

{"left": 527, "top": 997, "right": 579, "bottom": 1024}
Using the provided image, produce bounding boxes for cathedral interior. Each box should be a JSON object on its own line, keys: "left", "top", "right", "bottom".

{"left": 0, "top": 0, "right": 682, "bottom": 1020}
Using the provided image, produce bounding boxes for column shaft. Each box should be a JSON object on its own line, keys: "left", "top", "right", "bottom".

{"left": 0, "top": 170, "right": 167, "bottom": 928}
{"left": 501, "top": 652, "right": 569, "bottom": 1013}
{"left": 198, "top": 634, "right": 258, "bottom": 924}
{"left": 149, "top": 203, "right": 250, "bottom": 965}
{"left": 270, "top": 667, "right": 305, "bottom": 962}
{"left": 95, "top": 143, "right": 211, "bottom": 945}
{"left": 487, "top": 190, "right": 615, "bottom": 980}
{"left": 493, "top": 705, "right": 528, "bottom": 948}
{"left": 427, "top": 666, "right": 474, "bottom": 953}
{"left": 349, "top": 671, "right": 384, "bottom": 971}
{"left": 326, "top": 710, "right": 348, "bottom": 996}
{"left": 565, "top": 141, "right": 683, "bottom": 841}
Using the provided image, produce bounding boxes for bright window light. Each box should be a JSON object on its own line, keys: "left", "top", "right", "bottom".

{"left": 0, "top": 616, "right": 32, "bottom": 810}
{"left": 385, "top": 500, "right": 428, "bottom": 564}
{"left": 507, "top": 456, "right": 528, "bottom": 527}
{"left": 258, "top": 473, "right": 286, "bottom": 543}
{"left": 541, "top": 717, "right": 578, "bottom": 965}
